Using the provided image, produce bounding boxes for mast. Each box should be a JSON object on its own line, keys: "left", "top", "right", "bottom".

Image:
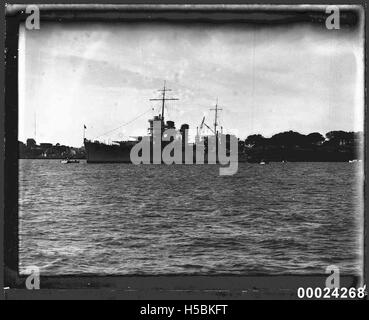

{"left": 150, "top": 81, "right": 178, "bottom": 124}
{"left": 210, "top": 98, "right": 223, "bottom": 135}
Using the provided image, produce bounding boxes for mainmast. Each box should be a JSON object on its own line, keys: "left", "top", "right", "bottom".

{"left": 210, "top": 98, "right": 223, "bottom": 135}
{"left": 150, "top": 81, "right": 178, "bottom": 123}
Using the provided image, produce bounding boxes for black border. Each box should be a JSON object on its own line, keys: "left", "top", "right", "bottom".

{"left": 2, "top": 2, "right": 368, "bottom": 300}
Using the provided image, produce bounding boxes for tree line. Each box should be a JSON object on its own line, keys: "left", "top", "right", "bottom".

{"left": 244, "top": 130, "right": 362, "bottom": 148}
{"left": 240, "top": 130, "right": 363, "bottom": 162}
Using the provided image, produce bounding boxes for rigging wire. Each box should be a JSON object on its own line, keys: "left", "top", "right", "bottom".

{"left": 93, "top": 107, "right": 154, "bottom": 140}
{"left": 165, "top": 104, "right": 170, "bottom": 119}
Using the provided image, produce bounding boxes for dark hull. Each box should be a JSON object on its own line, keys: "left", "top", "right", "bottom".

{"left": 84, "top": 139, "right": 248, "bottom": 163}
{"left": 84, "top": 140, "right": 201, "bottom": 163}
{"left": 84, "top": 140, "right": 133, "bottom": 163}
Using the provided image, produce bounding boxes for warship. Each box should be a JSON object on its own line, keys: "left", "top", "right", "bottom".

{"left": 84, "top": 82, "right": 238, "bottom": 164}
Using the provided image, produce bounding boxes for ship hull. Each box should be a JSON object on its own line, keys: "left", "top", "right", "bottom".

{"left": 84, "top": 140, "right": 133, "bottom": 163}
{"left": 84, "top": 139, "right": 247, "bottom": 163}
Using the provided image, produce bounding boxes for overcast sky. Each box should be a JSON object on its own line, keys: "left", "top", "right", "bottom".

{"left": 19, "top": 21, "right": 364, "bottom": 147}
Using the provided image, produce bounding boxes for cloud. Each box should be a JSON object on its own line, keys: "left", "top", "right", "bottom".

{"left": 19, "top": 22, "right": 363, "bottom": 146}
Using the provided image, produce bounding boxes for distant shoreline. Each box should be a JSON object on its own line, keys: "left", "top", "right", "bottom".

{"left": 18, "top": 130, "right": 363, "bottom": 163}
{"left": 19, "top": 157, "right": 86, "bottom": 160}
{"left": 18, "top": 158, "right": 361, "bottom": 163}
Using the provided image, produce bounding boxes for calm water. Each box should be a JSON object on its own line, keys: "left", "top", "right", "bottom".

{"left": 19, "top": 160, "right": 363, "bottom": 275}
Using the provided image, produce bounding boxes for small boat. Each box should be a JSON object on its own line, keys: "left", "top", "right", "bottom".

{"left": 61, "top": 159, "right": 80, "bottom": 164}
{"left": 348, "top": 159, "right": 358, "bottom": 163}
{"left": 260, "top": 161, "right": 267, "bottom": 165}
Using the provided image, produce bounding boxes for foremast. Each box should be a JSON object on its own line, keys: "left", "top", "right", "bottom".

{"left": 149, "top": 81, "right": 179, "bottom": 125}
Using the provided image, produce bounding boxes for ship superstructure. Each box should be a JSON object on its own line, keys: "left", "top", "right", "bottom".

{"left": 84, "top": 82, "right": 237, "bottom": 164}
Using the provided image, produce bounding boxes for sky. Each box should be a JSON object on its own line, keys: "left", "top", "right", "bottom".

{"left": 19, "top": 21, "right": 364, "bottom": 147}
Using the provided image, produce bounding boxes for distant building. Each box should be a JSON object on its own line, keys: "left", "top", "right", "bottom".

{"left": 26, "top": 138, "right": 37, "bottom": 148}
{"left": 19, "top": 139, "right": 86, "bottom": 159}
{"left": 18, "top": 141, "right": 27, "bottom": 155}
{"left": 40, "top": 143, "right": 53, "bottom": 150}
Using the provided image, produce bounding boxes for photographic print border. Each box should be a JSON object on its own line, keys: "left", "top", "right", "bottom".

{"left": 2, "top": 1, "right": 368, "bottom": 300}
